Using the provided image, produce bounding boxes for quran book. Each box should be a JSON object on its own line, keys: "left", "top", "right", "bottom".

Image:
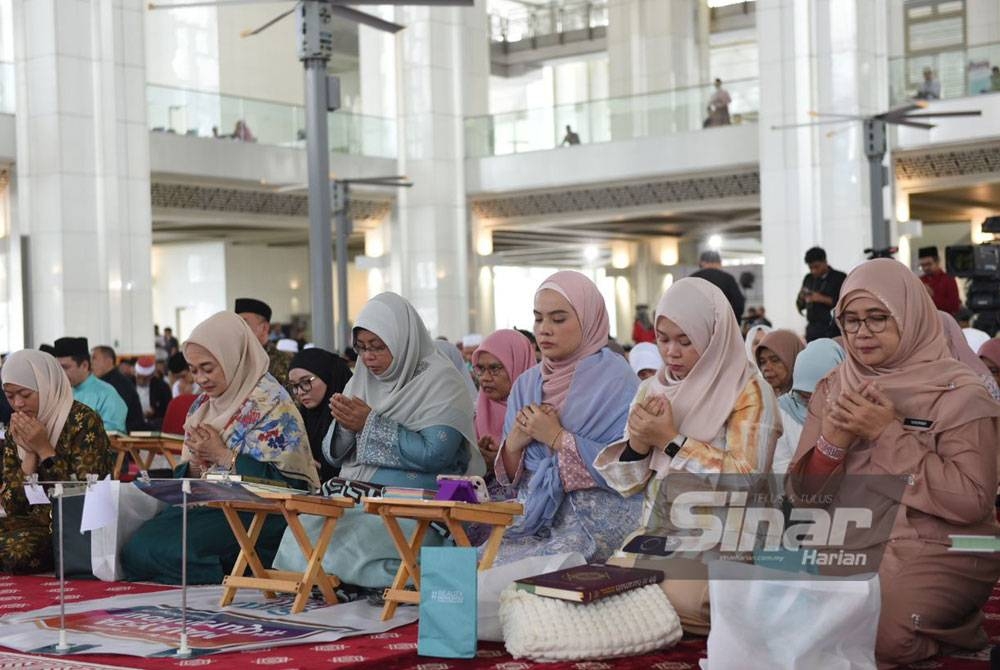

{"left": 514, "top": 564, "right": 664, "bottom": 603}
{"left": 127, "top": 431, "right": 185, "bottom": 441}
{"left": 382, "top": 487, "right": 437, "bottom": 500}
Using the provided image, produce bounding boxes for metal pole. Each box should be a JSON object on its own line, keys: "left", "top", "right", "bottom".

{"left": 334, "top": 181, "right": 352, "bottom": 352}
{"left": 56, "top": 486, "right": 69, "bottom": 652}
{"left": 177, "top": 479, "right": 191, "bottom": 657}
{"left": 304, "top": 60, "right": 335, "bottom": 351}
{"left": 864, "top": 118, "right": 889, "bottom": 251}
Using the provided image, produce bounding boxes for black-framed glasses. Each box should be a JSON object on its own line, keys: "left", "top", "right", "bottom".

{"left": 838, "top": 314, "right": 892, "bottom": 334}
{"left": 473, "top": 363, "right": 507, "bottom": 378}
{"left": 286, "top": 375, "right": 316, "bottom": 395}
{"left": 354, "top": 342, "right": 389, "bottom": 355}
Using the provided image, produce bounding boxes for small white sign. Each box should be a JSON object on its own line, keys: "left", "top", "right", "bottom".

{"left": 24, "top": 484, "right": 49, "bottom": 506}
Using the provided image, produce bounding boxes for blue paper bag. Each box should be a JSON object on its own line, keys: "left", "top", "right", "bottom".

{"left": 418, "top": 546, "right": 478, "bottom": 658}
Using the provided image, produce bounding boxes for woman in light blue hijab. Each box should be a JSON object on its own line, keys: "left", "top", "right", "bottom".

{"left": 772, "top": 338, "right": 844, "bottom": 473}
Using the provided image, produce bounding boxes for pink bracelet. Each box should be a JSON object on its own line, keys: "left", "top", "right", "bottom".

{"left": 816, "top": 434, "right": 846, "bottom": 461}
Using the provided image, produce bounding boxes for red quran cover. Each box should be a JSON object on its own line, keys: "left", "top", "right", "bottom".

{"left": 514, "top": 564, "right": 664, "bottom": 603}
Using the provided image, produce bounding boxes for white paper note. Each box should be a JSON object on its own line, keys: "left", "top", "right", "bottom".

{"left": 24, "top": 484, "right": 50, "bottom": 505}
{"left": 81, "top": 476, "right": 116, "bottom": 532}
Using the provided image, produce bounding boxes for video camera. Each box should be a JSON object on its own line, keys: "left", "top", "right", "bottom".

{"left": 946, "top": 217, "right": 1000, "bottom": 315}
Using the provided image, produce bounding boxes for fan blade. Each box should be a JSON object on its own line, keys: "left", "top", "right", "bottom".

{"left": 150, "top": 0, "right": 288, "bottom": 9}
{"left": 877, "top": 101, "right": 927, "bottom": 120}
{"left": 770, "top": 118, "right": 855, "bottom": 130}
{"left": 241, "top": 5, "right": 297, "bottom": 37}
{"left": 330, "top": 5, "right": 404, "bottom": 32}
{"left": 899, "top": 110, "right": 982, "bottom": 119}
{"left": 808, "top": 110, "right": 864, "bottom": 120}
{"left": 890, "top": 119, "right": 936, "bottom": 130}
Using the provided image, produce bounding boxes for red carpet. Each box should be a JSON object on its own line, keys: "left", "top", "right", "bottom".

{"left": 0, "top": 573, "right": 995, "bottom": 669}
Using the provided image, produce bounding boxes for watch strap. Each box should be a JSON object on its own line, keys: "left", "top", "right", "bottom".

{"left": 665, "top": 435, "right": 687, "bottom": 458}
{"left": 39, "top": 455, "right": 56, "bottom": 470}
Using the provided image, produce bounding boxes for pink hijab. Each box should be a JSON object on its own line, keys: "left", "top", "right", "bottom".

{"left": 472, "top": 330, "right": 536, "bottom": 444}
{"left": 829, "top": 259, "right": 997, "bottom": 433}
{"left": 653, "top": 277, "right": 757, "bottom": 443}
{"left": 938, "top": 311, "right": 994, "bottom": 380}
{"left": 979, "top": 339, "right": 1000, "bottom": 370}
{"left": 536, "top": 271, "right": 610, "bottom": 410}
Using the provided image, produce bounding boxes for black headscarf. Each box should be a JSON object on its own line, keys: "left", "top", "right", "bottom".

{"left": 289, "top": 348, "right": 352, "bottom": 481}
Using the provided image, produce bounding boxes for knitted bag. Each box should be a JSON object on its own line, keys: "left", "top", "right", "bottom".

{"left": 498, "top": 584, "right": 683, "bottom": 661}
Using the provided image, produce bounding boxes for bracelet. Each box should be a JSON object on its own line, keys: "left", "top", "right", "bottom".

{"left": 549, "top": 429, "right": 565, "bottom": 450}
{"left": 816, "top": 434, "right": 846, "bottom": 461}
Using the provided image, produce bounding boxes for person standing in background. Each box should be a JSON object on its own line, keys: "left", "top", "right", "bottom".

{"left": 797, "top": 247, "right": 847, "bottom": 341}
{"left": 918, "top": 246, "right": 961, "bottom": 315}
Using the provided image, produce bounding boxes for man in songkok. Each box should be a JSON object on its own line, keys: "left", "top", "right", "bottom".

{"left": 235, "top": 298, "right": 292, "bottom": 386}
{"left": 52, "top": 336, "right": 127, "bottom": 433}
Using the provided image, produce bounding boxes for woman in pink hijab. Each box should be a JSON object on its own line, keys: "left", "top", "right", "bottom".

{"left": 471, "top": 329, "right": 536, "bottom": 479}
{"left": 491, "top": 271, "right": 641, "bottom": 565}
{"left": 596, "top": 277, "right": 781, "bottom": 636}
{"left": 791, "top": 259, "right": 1000, "bottom": 667}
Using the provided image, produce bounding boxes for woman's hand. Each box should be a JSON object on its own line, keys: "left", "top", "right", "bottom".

{"left": 477, "top": 435, "right": 499, "bottom": 466}
{"left": 330, "top": 394, "right": 372, "bottom": 433}
{"left": 8, "top": 413, "right": 54, "bottom": 460}
{"left": 186, "top": 424, "right": 232, "bottom": 469}
{"left": 516, "top": 404, "right": 563, "bottom": 449}
{"left": 626, "top": 395, "right": 678, "bottom": 456}
{"left": 833, "top": 383, "right": 896, "bottom": 442}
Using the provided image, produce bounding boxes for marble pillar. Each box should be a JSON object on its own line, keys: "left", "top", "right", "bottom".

{"left": 757, "top": 0, "right": 889, "bottom": 333}
{"left": 13, "top": 0, "right": 153, "bottom": 352}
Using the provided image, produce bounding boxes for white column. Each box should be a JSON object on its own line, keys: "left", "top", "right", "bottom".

{"left": 13, "top": 0, "right": 152, "bottom": 352}
{"left": 388, "top": 2, "right": 488, "bottom": 337}
{"left": 757, "top": 0, "right": 888, "bottom": 332}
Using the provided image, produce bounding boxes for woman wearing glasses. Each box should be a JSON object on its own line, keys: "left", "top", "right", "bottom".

{"left": 275, "top": 293, "right": 483, "bottom": 589}
{"left": 470, "top": 329, "right": 536, "bottom": 482}
{"left": 790, "top": 259, "right": 1000, "bottom": 667}
{"left": 287, "top": 348, "right": 352, "bottom": 482}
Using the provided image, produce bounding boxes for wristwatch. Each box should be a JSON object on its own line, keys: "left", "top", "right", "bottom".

{"left": 39, "top": 455, "right": 56, "bottom": 470}
{"left": 665, "top": 435, "right": 688, "bottom": 458}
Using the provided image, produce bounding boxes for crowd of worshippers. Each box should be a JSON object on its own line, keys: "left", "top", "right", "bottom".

{"left": 3, "top": 253, "right": 1000, "bottom": 668}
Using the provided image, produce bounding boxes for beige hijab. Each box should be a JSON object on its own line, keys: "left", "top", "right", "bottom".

{"left": 755, "top": 329, "right": 805, "bottom": 389}
{"left": 830, "top": 259, "right": 998, "bottom": 433}
{"left": 1, "top": 350, "right": 76, "bottom": 458}
{"left": 653, "top": 277, "right": 757, "bottom": 443}
{"left": 183, "top": 311, "right": 270, "bottom": 436}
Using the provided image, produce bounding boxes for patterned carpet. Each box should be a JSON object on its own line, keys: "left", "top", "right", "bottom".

{"left": 0, "top": 573, "right": 995, "bottom": 669}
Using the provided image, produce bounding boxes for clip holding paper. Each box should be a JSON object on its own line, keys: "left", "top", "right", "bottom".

{"left": 138, "top": 469, "right": 152, "bottom": 484}
{"left": 182, "top": 478, "right": 192, "bottom": 495}
{"left": 85, "top": 473, "right": 99, "bottom": 488}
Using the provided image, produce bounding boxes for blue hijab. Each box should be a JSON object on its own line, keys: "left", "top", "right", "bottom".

{"left": 502, "top": 348, "right": 638, "bottom": 538}
{"left": 777, "top": 338, "right": 845, "bottom": 425}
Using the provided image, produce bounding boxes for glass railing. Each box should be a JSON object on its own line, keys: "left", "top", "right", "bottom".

{"left": 490, "top": 0, "right": 607, "bottom": 44}
{"left": 889, "top": 41, "right": 1000, "bottom": 105}
{"left": 466, "top": 78, "right": 758, "bottom": 157}
{"left": 146, "top": 84, "right": 396, "bottom": 159}
{"left": 0, "top": 62, "right": 13, "bottom": 114}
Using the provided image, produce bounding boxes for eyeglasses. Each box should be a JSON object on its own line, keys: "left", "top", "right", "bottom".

{"left": 838, "top": 314, "right": 892, "bottom": 334}
{"left": 473, "top": 363, "right": 507, "bottom": 378}
{"left": 286, "top": 375, "right": 316, "bottom": 395}
{"left": 354, "top": 342, "right": 389, "bottom": 355}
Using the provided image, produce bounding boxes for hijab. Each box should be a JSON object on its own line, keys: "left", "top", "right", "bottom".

{"left": 938, "top": 313, "right": 1000, "bottom": 401}
{"left": 434, "top": 340, "right": 478, "bottom": 403}
{"left": 744, "top": 324, "right": 773, "bottom": 362}
{"left": 830, "top": 259, "right": 997, "bottom": 434}
{"left": 979, "top": 338, "right": 1000, "bottom": 370}
{"left": 1, "top": 350, "right": 75, "bottom": 459}
{"left": 777, "top": 338, "right": 845, "bottom": 426}
{"left": 344, "top": 293, "right": 482, "bottom": 474}
{"left": 472, "top": 330, "right": 535, "bottom": 445}
{"left": 183, "top": 311, "right": 269, "bottom": 436}
{"left": 755, "top": 330, "right": 805, "bottom": 390}
{"left": 628, "top": 342, "right": 662, "bottom": 377}
{"left": 536, "top": 271, "right": 610, "bottom": 410}
{"left": 289, "top": 347, "right": 352, "bottom": 477}
{"left": 651, "top": 277, "right": 757, "bottom": 444}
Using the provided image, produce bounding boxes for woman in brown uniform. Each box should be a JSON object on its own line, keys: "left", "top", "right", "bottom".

{"left": 790, "top": 259, "right": 1000, "bottom": 667}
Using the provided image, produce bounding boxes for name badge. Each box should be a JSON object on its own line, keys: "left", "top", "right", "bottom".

{"left": 902, "top": 418, "right": 934, "bottom": 430}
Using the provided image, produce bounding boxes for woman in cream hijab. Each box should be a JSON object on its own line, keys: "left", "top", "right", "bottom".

{"left": 123, "top": 311, "right": 316, "bottom": 585}
{"left": 596, "top": 277, "right": 781, "bottom": 636}
{"left": 0, "top": 350, "right": 113, "bottom": 573}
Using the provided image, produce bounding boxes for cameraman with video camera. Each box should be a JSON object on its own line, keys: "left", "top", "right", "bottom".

{"left": 797, "top": 247, "right": 847, "bottom": 342}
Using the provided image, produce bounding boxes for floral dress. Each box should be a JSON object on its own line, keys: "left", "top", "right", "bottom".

{"left": 0, "top": 401, "right": 112, "bottom": 574}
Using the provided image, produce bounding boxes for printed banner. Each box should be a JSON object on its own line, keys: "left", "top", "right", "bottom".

{"left": 0, "top": 586, "right": 416, "bottom": 658}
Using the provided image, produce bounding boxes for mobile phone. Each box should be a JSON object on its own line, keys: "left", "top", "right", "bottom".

{"left": 436, "top": 474, "right": 489, "bottom": 503}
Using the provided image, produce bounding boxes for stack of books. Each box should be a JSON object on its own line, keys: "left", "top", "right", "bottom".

{"left": 382, "top": 486, "right": 437, "bottom": 501}
{"left": 514, "top": 564, "right": 664, "bottom": 604}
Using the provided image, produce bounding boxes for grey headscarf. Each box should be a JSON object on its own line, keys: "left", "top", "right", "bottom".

{"left": 434, "top": 340, "right": 478, "bottom": 404}
{"left": 338, "top": 293, "right": 483, "bottom": 477}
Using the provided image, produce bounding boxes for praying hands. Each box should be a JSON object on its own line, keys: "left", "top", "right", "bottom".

{"left": 824, "top": 382, "right": 896, "bottom": 445}
{"left": 626, "top": 395, "right": 678, "bottom": 456}
{"left": 330, "top": 394, "right": 373, "bottom": 433}
{"left": 186, "top": 424, "right": 232, "bottom": 474}
{"left": 8, "top": 412, "right": 54, "bottom": 460}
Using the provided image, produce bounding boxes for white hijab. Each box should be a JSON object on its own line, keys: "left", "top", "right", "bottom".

{"left": 744, "top": 324, "right": 773, "bottom": 362}
{"left": 344, "top": 293, "right": 483, "bottom": 475}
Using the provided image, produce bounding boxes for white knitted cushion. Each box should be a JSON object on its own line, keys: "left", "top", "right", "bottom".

{"left": 499, "top": 584, "right": 683, "bottom": 662}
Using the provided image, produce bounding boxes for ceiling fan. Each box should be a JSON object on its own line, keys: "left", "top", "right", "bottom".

{"left": 149, "top": 0, "right": 474, "bottom": 352}
{"left": 772, "top": 101, "right": 982, "bottom": 258}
